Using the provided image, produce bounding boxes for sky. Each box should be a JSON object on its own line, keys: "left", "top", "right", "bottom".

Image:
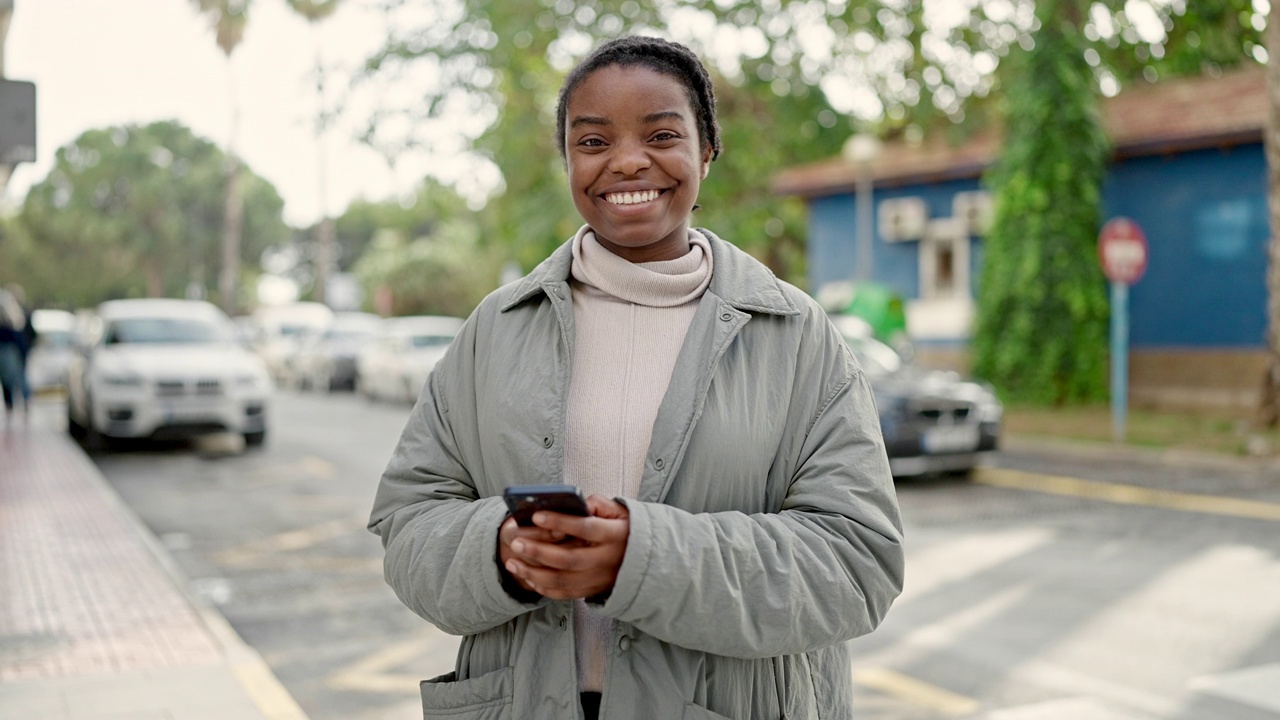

{"left": 3, "top": 0, "right": 442, "bottom": 227}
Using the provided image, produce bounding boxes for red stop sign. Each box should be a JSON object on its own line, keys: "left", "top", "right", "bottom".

{"left": 1098, "top": 217, "right": 1148, "bottom": 285}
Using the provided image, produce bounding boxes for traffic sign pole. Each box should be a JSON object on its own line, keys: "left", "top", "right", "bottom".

{"left": 1110, "top": 281, "right": 1128, "bottom": 443}
{"left": 1098, "top": 217, "right": 1148, "bottom": 445}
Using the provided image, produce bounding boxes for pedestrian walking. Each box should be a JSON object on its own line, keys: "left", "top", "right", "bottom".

{"left": 368, "top": 35, "right": 904, "bottom": 720}
{"left": 0, "top": 285, "right": 34, "bottom": 418}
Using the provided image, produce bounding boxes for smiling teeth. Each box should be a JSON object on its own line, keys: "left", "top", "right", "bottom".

{"left": 605, "top": 190, "right": 660, "bottom": 205}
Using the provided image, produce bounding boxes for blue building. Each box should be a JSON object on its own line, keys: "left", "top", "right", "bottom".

{"left": 773, "top": 66, "right": 1268, "bottom": 416}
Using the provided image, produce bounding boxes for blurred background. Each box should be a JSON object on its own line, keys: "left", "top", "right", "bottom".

{"left": 2, "top": 1, "right": 1280, "bottom": 719}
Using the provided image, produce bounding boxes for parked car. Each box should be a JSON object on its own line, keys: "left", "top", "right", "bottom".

{"left": 832, "top": 315, "right": 1001, "bottom": 478}
{"left": 357, "top": 315, "right": 464, "bottom": 404}
{"left": 247, "top": 302, "right": 334, "bottom": 383}
{"left": 290, "top": 312, "right": 382, "bottom": 392}
{"left": 26, "top": 308, "right": 79, "bottom": 394}
{"left": 66, "top": 299, "right": 273, "bottom": 447}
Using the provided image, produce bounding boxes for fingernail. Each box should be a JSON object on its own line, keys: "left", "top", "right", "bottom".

{"left": 505, "top": 560, "right": 519, "bottom": 575}
{"left": 511, "top": 540, "right": 525, "bottom": 553}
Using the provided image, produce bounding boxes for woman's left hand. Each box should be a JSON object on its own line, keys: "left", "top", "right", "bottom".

{"left": 502, "top": 495, "right": 630, "bottom": 600}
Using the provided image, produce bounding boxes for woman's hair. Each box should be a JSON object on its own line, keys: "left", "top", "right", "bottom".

{"left": 555, "top": 36, "right": 721, "bottom": 163}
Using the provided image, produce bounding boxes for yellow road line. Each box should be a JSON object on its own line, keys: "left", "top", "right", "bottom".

{"left": 974, "top": 467, "right": 1280, "bottom": 522}
{"left": 853, "top": 667, "right": 980, "bottom": 716}
{"left": 213, "top": 516, "right": 364, "bottom": 566}
{"left": 328, "top": 637, "right": 434, "bottom": 694}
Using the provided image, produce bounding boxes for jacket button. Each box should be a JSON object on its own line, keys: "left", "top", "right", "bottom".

{"left": 543, "top": 436, "right": 553, "bottom": 448}
{"left": 654, "top": 458, "right": 665, "bottom": 470}
{"left": 559, "top": 616, "right": 568, "bottom": 630}
{"left": 720, "top": 312, "right": 733, "bottom": 321}
{"left": 618, "top": 636, "right": 631, "bottom": 652}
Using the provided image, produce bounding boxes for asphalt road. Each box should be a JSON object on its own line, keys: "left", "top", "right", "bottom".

{"left": 88, "top": 390, "right": 1280, "bottom": 720}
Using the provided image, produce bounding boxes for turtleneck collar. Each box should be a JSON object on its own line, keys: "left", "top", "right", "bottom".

{"left": 570, "top": 225, "right": 713, "bottom": 308}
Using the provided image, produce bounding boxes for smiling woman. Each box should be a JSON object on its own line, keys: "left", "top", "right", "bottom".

{"left": 368, "top": 35, "right": 904, "bottom": 720}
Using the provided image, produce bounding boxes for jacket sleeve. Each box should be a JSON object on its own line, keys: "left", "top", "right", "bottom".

{"left": 598, "top": 328, "right": 905, "bottom": 658}
{"left": 367, "top": 307, "right": 548, "bottom": 636}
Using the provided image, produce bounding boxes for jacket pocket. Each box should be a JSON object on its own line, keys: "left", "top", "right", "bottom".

{"left": 682, "top": 702, "right": 735, "bottom": 720}
{"left": 420, "top": 666, "right": 513, "bottom": 719}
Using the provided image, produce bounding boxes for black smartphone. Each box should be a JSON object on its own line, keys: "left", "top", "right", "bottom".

{"left": 503, "top": 484, "right": 589, "bottom": 527}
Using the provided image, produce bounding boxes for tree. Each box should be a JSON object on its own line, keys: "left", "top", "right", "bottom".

{"left": 358, "top": 1, "right": 1262, "bottom": 284}
{"left": 8, "top": 121, "right": 289, "bottom": 309}
{"left": 1262, "top": 11, "right": 1280, "bottom": 427}
{"left": 971, "top": 1, "right": 1110, "bottom": 404}
{"left": 191, "top": 0, "right": 251, "bottom": 313}
{"left": 353, "top": 217, "right": 498, "bottom": 318}
{"left": 284, "top": 0, "right": 342, "bottom": 304}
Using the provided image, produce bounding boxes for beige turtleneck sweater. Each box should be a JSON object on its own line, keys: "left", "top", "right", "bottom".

{"left": 565, "top": 225, "right": 713, "bottom": 692}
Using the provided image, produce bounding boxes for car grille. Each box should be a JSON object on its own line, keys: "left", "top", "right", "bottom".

{"left": 911, "top": 401, "right": 972, "bottom": 425}
{"left": 155, "top": 378, "right": 224, "bottom": 397}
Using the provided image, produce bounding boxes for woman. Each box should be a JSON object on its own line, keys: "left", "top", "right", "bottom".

{"left": 369, "top": 36, "right": 904, "bottom": 720}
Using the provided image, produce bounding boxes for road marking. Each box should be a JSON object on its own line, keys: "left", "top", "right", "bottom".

{"left": 974, "top": 467, "right": 1280, "bottom": 522}
{"left": 213, "top": 516, "right": 365, "bottom": 567}
{"left": 1192, "top": 663, "right": 1280, "bottom": 714}
{"left": 328, "top": 633, "right": 460, "bottom": 694}
{"left": 852, "top": 667, "right": 980, "bottom": 716}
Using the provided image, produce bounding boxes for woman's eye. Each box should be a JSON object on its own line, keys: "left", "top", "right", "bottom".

{"left": 580, "top": 137, "right": 606, "bottom": 148}
{"left": 651, "top": 132, "right": 678, "bottom": 142}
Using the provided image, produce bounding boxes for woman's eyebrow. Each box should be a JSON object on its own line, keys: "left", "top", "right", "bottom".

{"left": 570, "top": 115, "right": 609, "bottom": 129}
{"left": 641, "top": 110, "right": 686, "bottom": 124}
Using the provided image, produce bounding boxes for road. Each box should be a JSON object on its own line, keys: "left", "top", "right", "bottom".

{"left": 88, "top": 390, "right": 1280, "bottom": 720}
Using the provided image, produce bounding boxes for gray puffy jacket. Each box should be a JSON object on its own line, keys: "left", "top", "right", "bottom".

{"left": 369, "top": 229, "right": 905, "bottom": 719}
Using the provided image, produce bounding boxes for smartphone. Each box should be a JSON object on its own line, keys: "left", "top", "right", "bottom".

{"left": 503, "top": 484, "right": 589, "bottom": 527}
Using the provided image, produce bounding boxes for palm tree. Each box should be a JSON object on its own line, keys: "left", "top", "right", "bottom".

{"left": 284, "top": 0, "right": 341, "bottom": 306}
{"left": 191, "top": 0, "right": 250, "bottom": 313}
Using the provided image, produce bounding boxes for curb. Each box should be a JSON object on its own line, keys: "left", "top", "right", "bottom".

{"left": 1001, "top": 433, "right": 1280, "bottom": 475}
{"left": 72, "top": 437, "right": 311, "bottom": 720}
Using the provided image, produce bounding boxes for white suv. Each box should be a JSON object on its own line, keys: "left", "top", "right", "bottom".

{"left": 67, "top": 299, "right": 273, "bottom": 447}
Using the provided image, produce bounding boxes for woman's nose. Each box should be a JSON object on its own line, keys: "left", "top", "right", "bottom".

{"left": 608, "top": 139, "right": 651, "bottom": 176}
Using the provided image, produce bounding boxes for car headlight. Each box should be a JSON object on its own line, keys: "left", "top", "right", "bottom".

{"left": 100, "top": 373, "right": 145, "bottom": 387}
{"left": 976, "top": 385, "right": 1003, "bottom": 423}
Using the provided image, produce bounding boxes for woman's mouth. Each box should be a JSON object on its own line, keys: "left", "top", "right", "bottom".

{"left": 604, "top": 189, "right": 662, "bottom": 206}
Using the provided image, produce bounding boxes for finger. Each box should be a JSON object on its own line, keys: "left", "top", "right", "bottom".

{"left": 586, "top": 495, "right": 629, "bottom": 520}
{"left": 535, "top": 512, "right": 629, "bottom": 546}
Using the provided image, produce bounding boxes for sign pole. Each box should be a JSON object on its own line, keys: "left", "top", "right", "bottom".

{"left": 1098, "top": 216, "right": 1148, "bottom": 444}
{"left": 1110, "top": 280, "right": 1128, "bottom": 443}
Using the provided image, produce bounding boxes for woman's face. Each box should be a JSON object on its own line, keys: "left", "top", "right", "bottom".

{"left": 564, "top": 64, "right": 712, "bottom": 263}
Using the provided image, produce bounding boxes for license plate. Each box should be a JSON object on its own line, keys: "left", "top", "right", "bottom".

{"left": 922, "top": 425, "right": 980, "bottom": 454}
{"left": 164, "top": 403, "right": 219, "bottom": 423}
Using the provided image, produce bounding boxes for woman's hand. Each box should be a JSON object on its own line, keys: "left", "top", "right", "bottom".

{"left": 500, "top": 495, "right": 630, "bottom": 600}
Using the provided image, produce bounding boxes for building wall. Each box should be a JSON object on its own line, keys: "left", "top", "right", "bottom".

{"left": 808, "top": 177, "right": 985, "bottom": 299}
{"left": 1103, "top": 144, "right": 1267, "bottom": 348}
{"left": 803, "top": 143, "right": 1269, "bottom": 413}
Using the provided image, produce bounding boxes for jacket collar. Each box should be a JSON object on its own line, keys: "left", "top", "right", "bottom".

{"left": 500, "top": 227, "right": 799, "bottom": 316}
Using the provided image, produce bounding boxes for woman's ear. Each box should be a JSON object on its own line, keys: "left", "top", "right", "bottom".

{"left": 700, "top": 146, "right": 713, "bottom": 179}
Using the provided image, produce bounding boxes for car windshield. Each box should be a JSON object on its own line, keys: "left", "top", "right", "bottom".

{"left": 105, "top": 318, "right": 231, "bottom": 345}
{"left": 409, "top": 334, "right": 455, "bottom": 349}
{"left": 38, "top": 330, "right": 77, "bottom": 348}
{"left": 843, "top": 335, "right": 904, "bottom": 375}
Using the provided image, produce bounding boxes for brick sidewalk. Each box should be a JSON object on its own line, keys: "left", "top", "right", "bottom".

{"left": 0, "top": 403, "right": 309, "bottom": 719}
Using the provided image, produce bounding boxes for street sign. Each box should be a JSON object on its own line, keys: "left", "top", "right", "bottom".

{"left": 1098, "top": 216, "right": 1148, "bottom": 444}
{"left": 1098, "top": 217, "right": 1148, "bottom": 285}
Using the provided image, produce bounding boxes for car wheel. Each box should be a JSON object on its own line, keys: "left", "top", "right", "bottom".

{"left": 77, "top": 396, "right": 107, "bottom": 452}
{"left": 244, "top": 430, "right": 266, "bottom": 447}
{"left": 67, "top": 402, "right": 87, "bottom": 440}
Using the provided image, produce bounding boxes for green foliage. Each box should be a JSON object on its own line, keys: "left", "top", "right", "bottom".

{"left": 353, "top": 217, "right": 499, "bottom": 318}
{"left": 8, "top": 121, "right": 289, "bottom": 310}
{"left": 972, "top": 4, "right": 1110, "bottom": 405}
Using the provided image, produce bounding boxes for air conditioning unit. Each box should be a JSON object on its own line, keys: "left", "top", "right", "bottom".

{"left": 952, "top": 191, "right": 994, "bottom": 236}
{"left": 877, "top": 197, "right": 928, "bottom": 242}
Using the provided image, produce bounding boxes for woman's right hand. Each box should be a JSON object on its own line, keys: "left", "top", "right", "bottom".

{"left": 498, "top": 517, "right": 575, "bottom": 593}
